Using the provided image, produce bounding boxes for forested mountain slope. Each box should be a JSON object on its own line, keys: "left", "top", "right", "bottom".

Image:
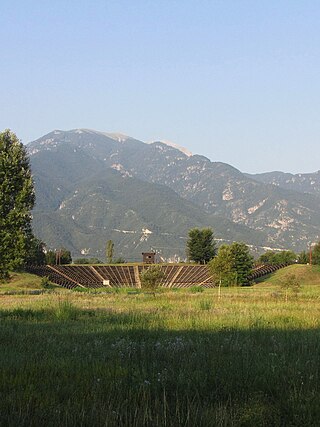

{"left": 28, "top": 129, "right": 320, "bottom": 258}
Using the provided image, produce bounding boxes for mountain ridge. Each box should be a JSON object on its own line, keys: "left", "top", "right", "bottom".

{"left": 27, "top": 129, "right": 320, "bottom": 259}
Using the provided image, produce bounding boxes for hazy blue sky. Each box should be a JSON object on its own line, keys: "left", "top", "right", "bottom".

{"left": 1, "top": 0, "right": 320, "bottom": 173}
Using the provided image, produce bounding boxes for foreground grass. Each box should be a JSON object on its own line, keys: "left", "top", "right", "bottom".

{"left": 0, "top": 267, "right": 320, "bottom": 426}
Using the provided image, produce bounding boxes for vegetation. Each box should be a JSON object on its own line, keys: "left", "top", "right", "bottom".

{"left": 45, "top": 248, "right": 72, "bottom": 265}
{"left": 106, "top": 239, "right": 114, "bottom": 263}
{"left": 279, "top": 273, "right": 301, "bottom": 302}
{"left": 209, "top": 242, "right": 253, "bottom": 286}
{"left": 73, "top": 257, "right": 103, "bottom": 264}
{"left": 257, "top": 249, "right": 297, "bottom": 265}
{"left": 140, "top": 265, "right": 165, "bottom": 293}
{"left": 311, "top": 241, "right": 320, "bottom": 265}
{"left": 186, "top": 227, "right": 216, "bottom": 264}
{"left": 0, "top": 265, "right": 320, "bottom": 425}
{"left": 0, "top": 130, "right": 35, "bottom": 280}
{"left": 297, "top": 250, "right": 309, "bottom": 264}
{"left": 25, "top": 236, "right": 46, "bottom": 266}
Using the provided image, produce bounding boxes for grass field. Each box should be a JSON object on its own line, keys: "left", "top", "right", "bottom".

{"left": 1, "top": 265, "right": 320, "bottom": 426}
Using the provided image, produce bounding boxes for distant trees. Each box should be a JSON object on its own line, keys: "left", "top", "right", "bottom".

{"left": 45, "top": 248, "right": 72, "bottom": 265}
{"left": 311, "top": 242, "right": 320, "bottom": 265}
{"left": 258, "top": 250, "right": 296, "bottom": 265}
{"left": 0, "top": 130, "right": 35, "bottom": 279}
{"left": 186, "top": 228, "right": 216, "bottom": 264}
{"left": 73, "top": 258, "right": 102, "bottom": 264}
{"left": 106, "top": 240, "right": 114, "bottom": 264}
{"left": 24, "top": 237, "right": 46, "bottom": 266}
{"left": 209, "top": 242, "right": 253, "bottom": 286}
{"left": 297, "top": 251, "right": 308, "bottom": 264}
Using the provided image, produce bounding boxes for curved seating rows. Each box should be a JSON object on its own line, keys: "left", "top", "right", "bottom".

{"left": 27, "top": 263, "right": 287, "bottom": 289}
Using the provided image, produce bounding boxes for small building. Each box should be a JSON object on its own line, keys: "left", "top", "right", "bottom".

{"left": 142, "top": 252, "right": 156, "bottom": 264}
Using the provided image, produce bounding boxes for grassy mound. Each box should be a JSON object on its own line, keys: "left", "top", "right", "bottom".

{"left": 0, "top": 271, "right": 60, "bottom": 293}
{"left": 256, "top": 264, "right": 320, "bottom": 287}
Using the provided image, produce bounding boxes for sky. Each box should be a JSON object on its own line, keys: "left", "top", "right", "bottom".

{"left": 1, "top": 0, "right": 320, "bottom": 174}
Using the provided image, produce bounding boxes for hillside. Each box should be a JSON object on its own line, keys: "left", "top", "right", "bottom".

{"left": 27, "top": 129, "right": 320, "bottom": 258}
{"left": 256, "top": 264, "right": 320, "bottom": 287}
{"left": 248, "top": 170, "right": 320, "bottom": 197}
{"left": 30, "top": 139, "right": 262, "bottom": 260}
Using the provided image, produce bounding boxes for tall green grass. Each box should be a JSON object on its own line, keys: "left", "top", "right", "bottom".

{"left": 0, "top": 271, "right": 320, "bottom": 425}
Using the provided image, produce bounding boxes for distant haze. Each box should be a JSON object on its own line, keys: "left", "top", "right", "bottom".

{"left": 1, "top": 1, "right": 320, "bottom": 173}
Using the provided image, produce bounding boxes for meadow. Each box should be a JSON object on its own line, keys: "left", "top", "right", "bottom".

{"left": 1, "top": 265, "right": 320, "bottom": 426}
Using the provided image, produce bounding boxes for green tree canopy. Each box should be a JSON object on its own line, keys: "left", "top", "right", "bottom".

{"left": 25, "top": 237, "right": 46, "bottom": 266}
{"left": 229, "top": 242, "right": 254, "bottom": 286}
{"left": 186, "top": 228, "right": 217, "bottom": 264}
{"left": 106, "top": 240, "right": 114, "bottom": 263}
{"left": 258, "top": 250, "right": 296, "bottom": 265}
{"left": 311, "top": 242, "right": 320, "bottom": 265}
{"left": 45, "top": 248, "right": 72, "bottom": 265}
{"left": 209, "top": 242, "right": 253, "bottom": 286}
{"left": 208, "top": 244, "right": 235, "bottom": 286}
{"left": 0, "top": 130, "right": 35, "bottom": 279}
{"left": 140, "top": 265, "right": 165, "bottom": 292}
{"left": 297, "top": 250, "right": 308, "bottom": 264}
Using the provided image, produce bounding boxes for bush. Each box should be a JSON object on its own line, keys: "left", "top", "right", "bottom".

{"left": 279, "top": 274, "right": 301, "bottom": 302}
{"left": 140, "top": 266, "right": 165, "bottom": 294}
{"left": 190, "top": 286, "right": 204, "bottom": 293}
{"left": 41, "top": 276, "right": 55, "bottom": 289}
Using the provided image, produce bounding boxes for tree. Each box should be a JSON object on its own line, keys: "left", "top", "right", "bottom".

{"left": 45, "top": 248, "right": 72, "bottom": 265}
{"left": 279, "top": 273, "right": 301, "bottom": 302}
{"left": 311, "top": 242, "right": 320, "bottom": 265}
{"left": 229, "top": 242, "right": 254, "bottom": 286}
{"left": 25, "top": 237, "right": 46, "bottom": 266}
{"left": 297, "top": 251, "right": 308, "bottom": 264}
{"left": 140, "top": 265, "right": 165, "bottom": 294}
{"left": 45, "top": 250, "right": 56, "bottom": 265}
{"left": 209, "top": 242, "right": 253, "bottom": 286}
{"left": 106, "top": 240, "right": 114, "bottom": 264}
{"left": 0, "top": 130, "right": 35, "bottom": 279}
{"left": 186, "top": 228, "right": 216, "bottom": 264}
{"left": 258, "top": 250, "right": 296, "bottom": 265}
{"left": 56, "top": 248, "right": 72, "bottom": 265}
{"left": 209, "top": 244, "right": 235, "bottom": 288}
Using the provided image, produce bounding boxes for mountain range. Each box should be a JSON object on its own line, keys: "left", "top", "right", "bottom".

{"left": 27, "top": 129, "right": 320, "bottom": 260}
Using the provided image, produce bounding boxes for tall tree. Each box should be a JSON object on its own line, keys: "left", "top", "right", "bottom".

{"left": 209, "top": 242, "right": 253, "bottom": 286}
{"left": 311, "top": 242, "right": 320, "bottom": 265}
{"left": 229, "top": 242, "right": 254, "bottom": 286}
{"left": 0, "top": 130, "right": 35, "bottom": 279}
{"left": 186, "top": 228, "right": 216, "bottom": 264}
{"left": 208, "top": 244, "right": 236, "bottom": 287}
{"left": 25, "top": 237, "right": 46, "bottom": 266}
{"left": 106, "top": 240, "right": 114, "bottom": 264}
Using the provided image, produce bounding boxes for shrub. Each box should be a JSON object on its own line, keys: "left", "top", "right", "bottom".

{"left": 140, "top": 265, "right": 165, "bottom": 294}
{"left": 279, "top": 274, "right": 301, "bottom": 302}
{"left": 190, "top": 286, "right": 204, "bottom": 293}
{"left": 41, "top": 276, "right": 55, "bottom": 289}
